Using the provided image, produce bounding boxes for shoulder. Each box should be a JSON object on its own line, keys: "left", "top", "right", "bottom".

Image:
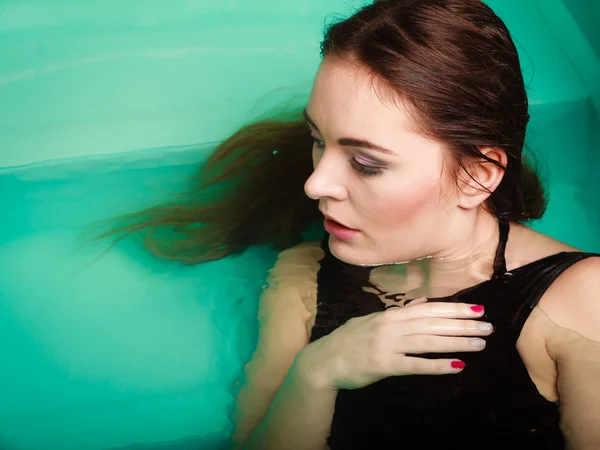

{"left": 505, "top": 223, "right": 580, "bottom": 269}
{"left": 272, "top": 240, "right": 325, "bottom": 269}
{"left": 536, "top": 256, "right": 600, "bottom": 448}
{"left": 267, "top": 241, "right": 325, "bottom": 288}
{"left": 537, "top": 255, "right": 600, "bottom": 341}
{"left": 507, "top": 223, "right": 600, "bottom": 339}
{"left": 259, "top": 241, "right": 324, "bottom": 332}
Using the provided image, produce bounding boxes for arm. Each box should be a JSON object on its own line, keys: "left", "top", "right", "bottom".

{"left": 549, "top": 329, "right": 600, "bottom": 450}
{"left": 540, "top": 258, "right": 600, "bottom": 450}
{"left": 243, "top": 354, "right": 338, "bottom": 450}
{"left": 231, "top": 243, "right": 335, "bottom": 450}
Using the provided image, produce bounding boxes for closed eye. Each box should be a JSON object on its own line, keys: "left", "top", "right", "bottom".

{"left": 311, "top": 136, "right": 385, "bottom": 177}
{"left": 312, "top": 137, "right": 326, "bottom": 151}
{"left": 349, "top": 158, "right": 385, "bottom": 176}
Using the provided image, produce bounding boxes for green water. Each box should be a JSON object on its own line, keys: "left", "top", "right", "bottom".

{"left": 0, "top": 1, "right": 598, "bottom": 449}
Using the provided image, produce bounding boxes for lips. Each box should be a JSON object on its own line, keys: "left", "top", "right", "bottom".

{"left": 320, "top": 211, "right": 357, "bottom": 231}
{"left": 321, "top": 210, "right": 360, "bottom": 241}
{"left": 325, "top": 217, "right": 357, "bottom": 231}
{"left": 324, "top": 218, "right": 359, "bottom": 240}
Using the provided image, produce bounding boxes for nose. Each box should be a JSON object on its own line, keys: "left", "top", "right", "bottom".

{"left": 304, "top": 148, "right": 347, "bottom": 201}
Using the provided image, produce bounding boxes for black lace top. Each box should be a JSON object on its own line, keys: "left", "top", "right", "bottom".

{"left": 309, "top": 220, "right": 599, "bottom": 449}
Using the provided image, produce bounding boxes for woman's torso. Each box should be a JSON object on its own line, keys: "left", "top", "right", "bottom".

{"left": 288, "top": 220, "right": 599, "bottom": 449}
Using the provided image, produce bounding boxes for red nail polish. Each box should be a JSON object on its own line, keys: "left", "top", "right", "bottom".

{"left": 470, "top": 305, "right": 485, "bottom": 313}
{"left": 451, "top": 361, "right": 466, "bottom": 369}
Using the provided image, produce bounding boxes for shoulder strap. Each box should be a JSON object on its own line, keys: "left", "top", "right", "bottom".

{"left": 492, "top": 218, "right": 510, "bottom": 278}
{"left": 523, "top": 252, "right": 600, "bottom": 309}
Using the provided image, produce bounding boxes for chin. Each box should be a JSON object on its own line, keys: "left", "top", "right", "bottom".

{"left": 328, "top": 235, "right": 389, "bottom": 267}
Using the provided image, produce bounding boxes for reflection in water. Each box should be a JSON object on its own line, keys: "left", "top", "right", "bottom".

{"left": 362, "top": 253, "right": 497, "bottom": 307}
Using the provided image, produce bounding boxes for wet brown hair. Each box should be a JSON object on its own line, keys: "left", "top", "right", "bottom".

{"left": 85, "top": 0, "right": 546, "bottom": 264}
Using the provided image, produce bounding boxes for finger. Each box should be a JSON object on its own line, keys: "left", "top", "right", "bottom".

{"left": 398, "top": 318, "right": 494, "bottom": 337}
{"left": 406, "top": 296, "right": 428, "bottom": 306}
{"left": 394, "top": 335, "right": 486, "bottom": 354}
{"left": 388, "top": 355, "right": 467, "bottom": 376}
{"left": 383, "top": 301, "right": 486, "bottom": 320}
{"left": 383, "top": 296, "right": 428, "bottom": 311}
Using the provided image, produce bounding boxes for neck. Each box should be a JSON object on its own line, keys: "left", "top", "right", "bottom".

{"left": 433, "top": 210, "right": 500, "bottom": 262}
{"left": 366, "top": 211, "right": 503, "bottom": 300}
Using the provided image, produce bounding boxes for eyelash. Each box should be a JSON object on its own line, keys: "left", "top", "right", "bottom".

{"left": 311, "top": 137, "right": 385, "bottom": 177}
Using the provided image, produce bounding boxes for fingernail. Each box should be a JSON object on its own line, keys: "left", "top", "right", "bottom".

{"left": 470, "top": 339, "right": 486, "bottom": 348}
{"left": 478, "top": 323, "right": 493, "bottom": 331}
{"left": 451, "top": 360, "right": 466, "bottom": 369}
{"left": 470, "top": 305, "right": 485, "bottom": 313}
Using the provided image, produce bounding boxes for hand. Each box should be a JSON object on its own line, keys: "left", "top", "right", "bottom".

{"left": 297, "top": 298, "right": 493, "bottom": 390}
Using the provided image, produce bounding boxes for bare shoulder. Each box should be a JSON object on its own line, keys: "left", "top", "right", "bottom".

{"left": 505, "top": 223, "right": 580, "bottom": 270}
{"left": 274, "top": 241, "right": 325, "bottom": 267}
{"left": 510, "top": 224, "right": 599, "bottom": 404}
{"left": 269, "top": 241, "right": 325, "bottom": 284}
{"left": 507, "top": 223, "right": 600, "bottom": 339}
{"left": 264, "top": 241, "right": 324, "bottom": 333}
{"left": 537, "top": 256, "right": 600, "bottom": 341}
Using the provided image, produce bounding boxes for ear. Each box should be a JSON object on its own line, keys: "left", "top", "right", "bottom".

{"left": 457, "top": 147, "right": 507, "bottom": 210}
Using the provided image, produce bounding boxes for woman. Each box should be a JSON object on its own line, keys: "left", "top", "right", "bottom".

{"left": 93, "top": 0, "right": 600, "bottom": 448}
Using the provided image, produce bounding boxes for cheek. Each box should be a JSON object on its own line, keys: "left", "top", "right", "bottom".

{"left": 366, "top": 177, "right": 446, "bottom": 225}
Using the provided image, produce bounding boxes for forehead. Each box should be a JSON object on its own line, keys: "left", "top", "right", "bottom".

{"left": 307, "top": 56, "right": 447, "bottom": 162}
{"left": 307, "top": 56, "right": 415, "bottom": 134}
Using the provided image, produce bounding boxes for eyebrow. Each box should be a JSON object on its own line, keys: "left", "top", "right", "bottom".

{"left": 302, "top": 108, "right": 396, "bottom": 156}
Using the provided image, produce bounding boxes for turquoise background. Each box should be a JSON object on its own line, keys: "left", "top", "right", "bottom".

{"left": 0, "top": 1, "right": 598, "bottom": 449}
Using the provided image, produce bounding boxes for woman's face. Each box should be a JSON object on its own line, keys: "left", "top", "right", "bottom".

{"left": 304, "top": 55, "right": 461, "bottom": 266}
